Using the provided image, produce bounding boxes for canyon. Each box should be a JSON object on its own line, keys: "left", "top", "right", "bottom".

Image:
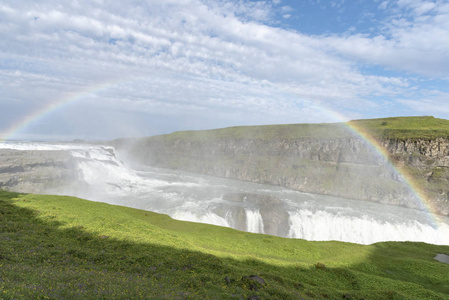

{"left": 1, "top": 117, "right": 448, "bottom": 217}
{"left": 113, "top": 117, "right": 449, "bottom": 216}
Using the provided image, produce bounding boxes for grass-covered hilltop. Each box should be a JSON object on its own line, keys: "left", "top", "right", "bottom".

{"left": 117, "top": 116, "right": 449, "bottom": 142}
{"left": 347, "top": 116, "right": 449, "bottom": 140}
{"left": 113, "top": 116, "right": 449, "bottom": 216}
{"left": 1, "top": 190, "right": 449, "bottom": 299}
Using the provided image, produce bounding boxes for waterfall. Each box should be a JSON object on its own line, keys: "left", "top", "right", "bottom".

{"left": 2, "top": 141, "right": 449, "bottom": 246}
{"left": 288, "top": 210, "right": 449, "bottom": 245}
{"left": 245, "top": 209, "right": 264, "bottom": 234}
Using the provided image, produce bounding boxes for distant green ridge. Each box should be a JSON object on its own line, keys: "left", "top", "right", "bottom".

{"left": 348, "top": 116, "right": 449, "bottom": 140}
{"left": 139, "top": 116, "right": 449, "bottom": 142}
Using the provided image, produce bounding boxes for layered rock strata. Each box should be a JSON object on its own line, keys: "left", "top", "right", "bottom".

{"left": 114, "top": 135, "right": 449, "bottom": 216}
{"left": 0, "top": 149, "right": 81, "bottom": 194}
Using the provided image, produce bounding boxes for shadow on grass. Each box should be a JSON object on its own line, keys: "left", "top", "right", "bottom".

{"left": 1, "top": 190, "right": 448, "bottom": 299}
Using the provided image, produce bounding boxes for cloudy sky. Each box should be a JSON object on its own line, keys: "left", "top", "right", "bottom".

{"left": 1, "top": 0, "right": 448, "bottom": 140}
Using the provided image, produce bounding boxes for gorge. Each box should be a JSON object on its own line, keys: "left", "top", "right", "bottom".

{"left": 1, "top": 116, "right": 449, "bottom": 244}
{"left": 112, "top": 116, "right": 449, "bottom": 216}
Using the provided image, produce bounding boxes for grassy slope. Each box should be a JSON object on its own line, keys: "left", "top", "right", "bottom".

{"left": 348, "top": 116, "right": 449, "bottom": 140}
{"left": 1, "top": 190, "right": 449, "bottom": 299}
{"left": 139, "top": 116, "right": 449, "bottom": 142}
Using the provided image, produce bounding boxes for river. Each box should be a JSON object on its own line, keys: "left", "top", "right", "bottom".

{"left": 2, "top": 141, "right": 449, "bottom": 245}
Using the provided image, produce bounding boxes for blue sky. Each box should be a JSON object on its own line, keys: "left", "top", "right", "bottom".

{"left": 1, "top": 0, "right": 448, "bottom": 140}
{"left": 274, "top": 0, "right": 386, "bottom": 34}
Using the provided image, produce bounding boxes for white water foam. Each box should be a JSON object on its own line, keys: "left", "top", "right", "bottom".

{"left": 288, "top": 210, "right": 449, "bottom": 245}
{"left": 3, "top": 141, "right": 449, "bottom": 245}
{"left": 170, "top": 210, "right": 229, "bottom": 227}
{"left": 245, "top": 209, "right": 264, "bottom": 234}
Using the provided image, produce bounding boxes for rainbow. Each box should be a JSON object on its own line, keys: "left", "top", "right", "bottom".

{"left": 349, "top": 122, "right": 441, "bottom": 224}
{"left": 0, "top": 79, "right": 126, "bottom": 142}
{"left": 312, "top": 105, "right": 442, "bottom": 228}
{"left": 0, "top": 83, "right": 444, "bottom": 228}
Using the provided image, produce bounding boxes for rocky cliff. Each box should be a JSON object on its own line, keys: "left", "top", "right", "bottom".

{"left": 113, "top": 117, "right": 449, "bottom": 216}
{"left": 0, "top": 149, "right": 81, "bottom": 194}
{"left": 383, "top": 137, "right": 449, "bottom": 215}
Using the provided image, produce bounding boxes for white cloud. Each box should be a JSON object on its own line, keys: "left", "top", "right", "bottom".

{"left": 0, "top": 0, "right": 448, "bottom": 139}
{"left": 398, "top": 98, "right": 449, "bottom": 114}
{"left": 327, "top": 0, "right": 449, "bottom": 77}
{"left": 379, "top": 1, "right": 389, "bottom": 10}
{"left": 397, "top": 0, "right": 436, "bottom": 16}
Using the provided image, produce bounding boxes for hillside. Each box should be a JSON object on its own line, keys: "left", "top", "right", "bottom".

{"left": 113, "top": 116, "right": 449, "bottom": 216}
{"left": 348, "top": 116, "right": 449, "bottom": 140}
{"left": 1, "top": 190, "right": 449, "bottom": 299}
{"left": 121, "top": 116, "right": 449, "bottom": 142}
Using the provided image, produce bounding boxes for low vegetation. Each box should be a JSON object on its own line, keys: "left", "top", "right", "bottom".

{"left": 121, "top": 116, "right": 449, "bottom": 143}
{"left": 1, "top": 190, "right": 449, "bottom": 299}
{"left": 349, "top": 116, "right": 449, "bottom": 140}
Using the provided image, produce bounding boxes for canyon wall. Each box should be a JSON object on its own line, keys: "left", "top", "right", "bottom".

{"left": 0, "top": 149, "right": 81, "bottom": 194}
{"left": 114, "top": 134, "right": 449, "bottom": 216}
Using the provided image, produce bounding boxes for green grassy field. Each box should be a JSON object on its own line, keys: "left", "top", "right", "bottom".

{"left": 1, "top": 190, "right": 449, "bottom": 299}
{"left": 348, "top": 116, "right": 449, "bottom": 140}
{"left": 127, "top": 116, "right": 449, "bottom": 143}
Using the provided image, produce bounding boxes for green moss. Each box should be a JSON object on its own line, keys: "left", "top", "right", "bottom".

{"left": 430, "top": 167, "right": 449, "bottom": 180}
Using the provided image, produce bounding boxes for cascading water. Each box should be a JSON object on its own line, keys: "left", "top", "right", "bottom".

{"left": 287, "top": 209, "right": 449, "bottom": 245}
{"left": 245, "top": 209, "right": 264, "bottom": 234}
{"left": 2, "top": 141, "right": 449, "bottom": 245}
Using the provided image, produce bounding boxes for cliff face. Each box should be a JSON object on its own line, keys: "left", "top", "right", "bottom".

{"left": 115, "top": 135, "right": 449, "bottom": 216}
{"left": 0, "top": 149, "right": 81, "bottom": 194}
{"left": 383, "top": 138, "right": 449, "bottom": 215}
{"left": 382, "top": 138, "right": 449, "bottom": 166}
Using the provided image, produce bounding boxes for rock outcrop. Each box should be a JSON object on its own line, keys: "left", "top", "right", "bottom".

{"left": 383, "top": 138, "right": 449, "bottom": 215}
{"left": 0, "top": 149, "right": 81, "bottom": 194}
